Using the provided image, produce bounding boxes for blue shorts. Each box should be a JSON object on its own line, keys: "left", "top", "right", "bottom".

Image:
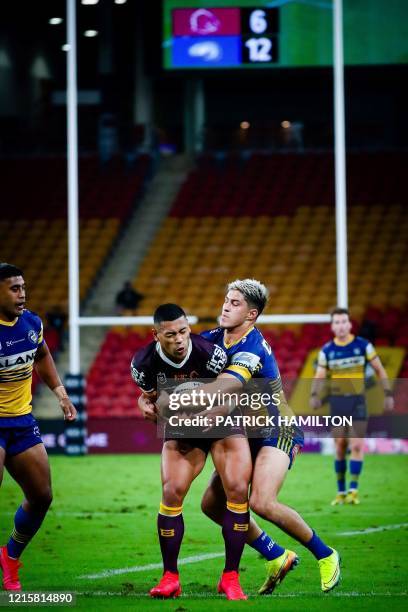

{"left": 0, "top": 414, "right": 43, "bottom": 456}
{"left": 329, "top": 395, "right": 367, "bottom": 421}
{"left": 249, "top": 429, "right": 304, "bottom": 469}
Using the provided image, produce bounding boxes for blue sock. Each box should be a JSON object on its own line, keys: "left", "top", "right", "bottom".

{"left": 349, "top": 459, "right": 363, "bottom": 491}
{"left": 7, "top": 506, "right": 46, "bottom": 559}
{"left": 335, "top": 459, "right": 347, "bottom": 493}
{"left": 305, "top": 530, "right": 332, "bottom": 560}
{"left": 250, "top": 531, "right": 285, "bottom": 561}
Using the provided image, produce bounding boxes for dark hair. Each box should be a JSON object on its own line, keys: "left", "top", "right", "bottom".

{"left": 0, "top": 263, "right": 23, "bottom": 282}
{"left": 227, "top": 279, "right": 269, "bottom": 316}
{"left": 330, "top": 307, "right": 350, "bottom": 320}
{"left": 154, "top": 303, "right": 186, "bottom": 325}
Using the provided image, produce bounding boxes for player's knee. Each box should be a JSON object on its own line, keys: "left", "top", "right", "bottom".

{"left": 249, "top": 494, "right": 266, "bottom": 517}
{"left": 350, "top": 442, "right": 363, "bottom": 455}
{"left": 224, "top": 482, "right": 248, "bottom": 505}
{"left": 162, "top": 482, "right": 186, "bottom": 507}
{"left": 28, "top": 487, "right": 53, "bottom": 512}
{"left": 336, "top": 438, "right": 348, "bottom": 456}
{"left": 249, "top": 494, "right": 278, "bottom": 520}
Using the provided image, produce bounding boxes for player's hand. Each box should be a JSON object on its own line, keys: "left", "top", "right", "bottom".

{"left": 59, "top": 397, "right": 77, "bottom": 421}
{"left": 138, "top": 394, "right": 158, "bottom": 422}
{"left": 310, "top": 395, "right": 322, "bottom": 410}
{"left": 384, "top": 396, "right": 394, "bottom": 412}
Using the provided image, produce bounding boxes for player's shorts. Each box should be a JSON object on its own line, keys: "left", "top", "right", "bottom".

{"left": 329, "top": 394, "right": 367, "bottom": 421}
{"left": 249, "top": 427, "right": 304, "bottom": 469}
{"left": 164, "top": 437, "right": 215, "bottom": 455}
{"left": 0, "top": 413, "right": 43, "bottom": 456}
{"left": 165, "top": 422, "right": 246, "bottom": 455}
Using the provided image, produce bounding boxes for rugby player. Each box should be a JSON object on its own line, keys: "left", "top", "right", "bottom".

{"left": 0, "top": 263, "right": 77, "bottom": 591}
{"left": 131, "top": 303, "right": 251, "bottom": 600}
{"left": 146, "top": 280, "right": 340, "bottom": 594}
{"left": 310, "top": 307, "right": 394, "bottom": 505}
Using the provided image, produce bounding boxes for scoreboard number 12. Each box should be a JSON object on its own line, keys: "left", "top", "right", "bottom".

{"left": 241, "top": 7, "right": 279, "bottom": 64}
{"left": 245, "top": 37, "right": 272, "bottom": 62}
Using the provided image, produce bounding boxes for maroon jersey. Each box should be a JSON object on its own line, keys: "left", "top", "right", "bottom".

{"left": 130, "top": 333, "right": 227, "bottom": 394}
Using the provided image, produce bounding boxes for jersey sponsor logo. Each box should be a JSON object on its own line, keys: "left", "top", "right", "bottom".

{"left": 6, "top": 338, "right": 25, "bottom": 347}
{"left": 329, "top": 355, "right": 365, "bottom": 370}
{"left": 131, "top": 366, "right": 146, "bottom": 385}
{"left": 0, "top": 349, "right": 36, "bottom": 370}
{"left": 230, "top": 351, "right": 260, "bottom": 373}
{"left": 207, "top": 344, "right": 227, "bottom": 375}
{"left": 174, "top": 371, "right": 199, "bottom": 380}
{"left": 28, "top": 330, "right": 39, "bottom": 344}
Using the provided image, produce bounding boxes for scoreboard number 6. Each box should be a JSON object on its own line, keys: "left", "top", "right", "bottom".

{"left": 249, "top": 9, "right": 268, "bottom": 34}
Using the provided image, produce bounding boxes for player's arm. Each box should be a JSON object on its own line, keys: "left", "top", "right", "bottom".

{"left": 310, "top": 365, "right": 327, "bottom": 410}
{"left": 130, "top": 358, "right": 158, "bottom": 421}
{"left": 369, "top": 355, "right": 394, "bottom": 411}
{"left": 34, "top": 343, "right": 77, "bottom": 421}
{"left": 155, "top": 372, "right": 242, "bottom": 416}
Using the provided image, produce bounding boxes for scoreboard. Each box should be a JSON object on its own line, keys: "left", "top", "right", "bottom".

{"left": 163, "top": 0, "right": 408, "bottom": 70}
{"left": 165, "top": 3, "right": 279, "bottom": 69}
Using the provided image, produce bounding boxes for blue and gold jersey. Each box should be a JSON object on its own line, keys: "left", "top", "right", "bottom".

{"left": 201, "top": 326, "right": 285, "bottom": 419}
{"left": 202, "top": 326, "right": 303, "bottom": 451}
{"left": 318, "top": 334, "right": 377, "bottom": 395}
{"left": 202, "top": 326, "right": 280, "bottom": 383}
{"left": 0, "top": 310, "right": 44, "bottom": 417}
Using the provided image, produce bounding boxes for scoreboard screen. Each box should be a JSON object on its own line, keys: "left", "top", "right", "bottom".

{"left": 163, "top": 0, "right": 408, "bottom": 70}
{"left": 168, "top": 5, "right": 279, "bottom": 68}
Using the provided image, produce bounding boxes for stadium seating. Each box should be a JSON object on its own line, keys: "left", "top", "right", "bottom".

{"left": 86, "top": 329, "right": 149, "bottom": 418}
{"left": 135, "top": 152, "right": 407, "bottom": 319}
{"left": 0, "top": 155, "right": 150, "bottom": 321}
{"left": 85, "top": 152, "right": 407, "bottom": 417}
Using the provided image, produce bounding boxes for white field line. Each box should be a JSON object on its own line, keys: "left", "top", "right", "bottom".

{"left": 338, "top": 522, "right": 408, "bottom": 536}
{"left": 74, "top": 591, "right": 408, "bottom": 598}
{"left": 302, "top": 511, "right": 408, "bottom": 517}
{"left": 3, "top": 511, "right": 136, "bottom": 517}
{"left": 4, "top": 510, "right": 406, "bottom": 518}
{"left": 78, "top": 552, "right": 225, "bottom": 580}
{"left": 77, "top": 521, "right": 408, "bottom": 580}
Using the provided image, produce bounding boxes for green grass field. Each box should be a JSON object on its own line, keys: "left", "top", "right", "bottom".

{"left": 1, "top": 454, "right": 407, "bottom": 611}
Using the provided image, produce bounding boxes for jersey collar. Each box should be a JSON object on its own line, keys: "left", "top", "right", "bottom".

{"left": 0, "top": 317, "right": 18, "bottom": 327}
{"left": 334, "top": 334, "right": 354, "bottom": 346}
{"left": 223, "top": 325, "right": 255, "bottom": 349}
{"left": 156, "top": 339, "right": 192, "bottom": 369}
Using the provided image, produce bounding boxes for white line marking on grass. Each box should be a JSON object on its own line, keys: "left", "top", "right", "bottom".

{"left": 78, "top": 552, "right": 225, "bottom": 580}
{"left": 73, "top": 591, "right": 408, "bottom": 599}
{"left": 4, "top": 511, "right": 137, "bottom": 517}
{"left": 338, "top": 522, "right": 408, "bottom": 536}
{"left": 303, "top": 511, "right": 408, "bottom": 517}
